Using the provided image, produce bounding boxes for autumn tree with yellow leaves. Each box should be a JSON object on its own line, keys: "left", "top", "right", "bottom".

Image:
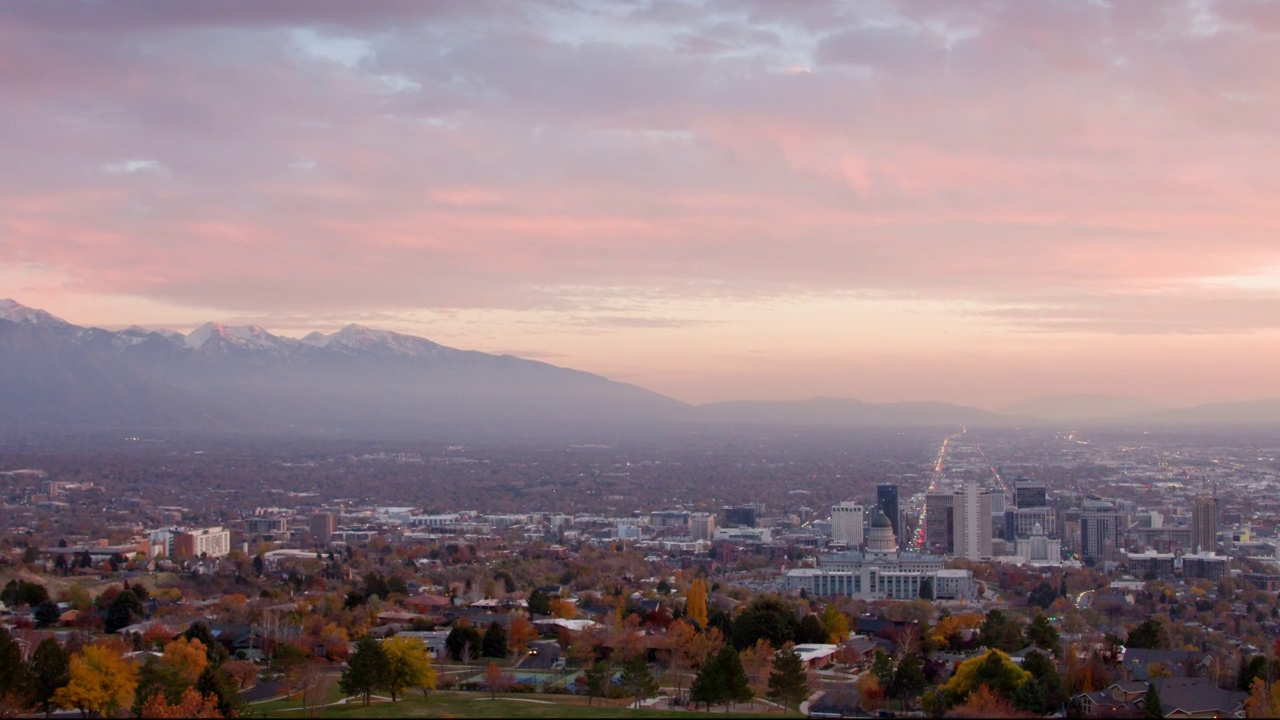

{"left": 686, "top": 578, "right": 709, "bottom": 628}
{"left": 381, "top": 636, "right": 437, "bottom": 701}
{"left": 55, "top": 643, "right": 140, "bottom": 718}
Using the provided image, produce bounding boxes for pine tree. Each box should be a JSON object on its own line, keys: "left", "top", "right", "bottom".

{"left": 482, "top": 622, "right": 508, "bottom": 658}
{"left": 583, "top": 661, "right": 612, "bottom": 706}
{"left": 1142, "top": 684, "right": 1164, "bottom": 719}
{"left": 720, "top": 646, "right": 753, "bottom": 708}
{"left": 618, "top": 654, "right": 659, "bottom": 708}
{"left": 767, "top": 648, "right": 810, "bottom": 712}
{"left": 0, "top": 628, "right": 32, "bottom": 706}
{"left": 27, "top": 637, "right": 71, "bottom": 718}
{"left": 340, "top": 636, "right": 390, "bottom": 706}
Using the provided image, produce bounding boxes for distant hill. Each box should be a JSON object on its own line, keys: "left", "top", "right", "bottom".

{"left": 693, "top": 397, "right": 1006, "bottom": 427}
{"left": 996, "top": 394, "right": 1166, "bottom": 422}
{"left": 1130, "top": 398, "right": 1280, "bottom": 426}
{"left": 0, "top": 299, "right": 685, "bottom": 435}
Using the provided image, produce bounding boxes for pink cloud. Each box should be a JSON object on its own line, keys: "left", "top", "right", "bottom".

{"left": 1, "top": 0, "right": 1278, "bottom": 335}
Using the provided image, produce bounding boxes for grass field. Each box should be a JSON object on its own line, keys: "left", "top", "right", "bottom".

{"left": 250, "top": 690, "right": 797, "bottom": 718}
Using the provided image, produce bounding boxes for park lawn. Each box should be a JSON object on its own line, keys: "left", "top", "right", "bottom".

{"left": 258, "top": 691, "right": 795, "bottom": 718}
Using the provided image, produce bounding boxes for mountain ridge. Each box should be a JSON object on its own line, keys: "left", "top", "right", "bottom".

{"left": 3, "top": 299, "right": 1280, "bottom": 433}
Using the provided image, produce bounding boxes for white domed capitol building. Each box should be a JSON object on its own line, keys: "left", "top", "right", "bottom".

{"left": 785, "top": 510, "right": 975, "bottom": 601}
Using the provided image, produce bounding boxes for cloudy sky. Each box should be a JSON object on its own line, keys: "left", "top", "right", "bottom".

{"left": 3, "top": 0, "right": 1279, "bottom": 407}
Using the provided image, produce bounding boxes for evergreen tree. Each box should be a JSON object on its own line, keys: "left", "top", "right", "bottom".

{"left": 720, "top": 646, "right": 753, "bottom": 708}
{"left": 340, "top": 636, "right": 390, "bottom": 706}
{"left": 1013, "top": 677, "right": 1047, "bottom": 714}
{"left": 445, "top": 624, "right": 482, "bottom": 661}
{"left": 731, "top": 596, "right": 798, "bottom": 650}
{"left": 795, "top": 614, "right": 828, "bottom": 644}
{"left": 34, "top": 600, "right": 61, "bottom": 629}
{"left": 105, "top": 590, "right": 145, "bottom": 633}
{"left": 1127, "top": 619, "right": 1167, "bottom": 650}
{"left": 1027, "top": 614, "right": 1060, "bottom": 653}
{"left": 195, "top": 665, "right": 244, "bottom": 718}
{"left": 27, "top": 636, "right": 70, "bottom": 718}
{"left": 0, "top": 628, "right": 32, "bottom": 705}
{"left": 482, "top": 622, "right": 509, "bottom": 658}
{"left": 1142, "top": 683, "right": 1164, "bottom": 719}
{"left": 690, "top": 647, "right": 727, "bottom": 710}
{"left": 618, "top": 654, "right": 659, "bottom": 708}
{"left": 919, "top": 577, "right": 934, "bottom": 601}
{"left": 767, "top": 648, "right": 810, "bottom": 712}
{"left": 582, "top": 661, "right": 612, "bottom": 706}
{"left": 183, "top": 621, "right": 229, "bottom": 666}
{"left": 528, "top": 589, "right": 552, "bottom": 616}
{"left": 1029, "top": 581, "right": 1058, "bottom": 609}
{"left": 892, "top": 653, "right": 926, "bottom": 704}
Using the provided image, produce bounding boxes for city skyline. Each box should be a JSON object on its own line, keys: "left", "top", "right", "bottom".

{"left": 4, "top": 1, "right": 1280, "bottom": 407}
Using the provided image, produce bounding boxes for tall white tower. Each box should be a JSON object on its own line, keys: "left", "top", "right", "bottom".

{"left": 954, "top": 479, "right": 993, "bottom": 560}
{"left": 831, "top": 502, "right": 865, "bottom": 547}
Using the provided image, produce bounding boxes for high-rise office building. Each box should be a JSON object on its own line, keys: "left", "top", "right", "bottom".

{"left": 924, "top": 493, "right": 955, "bottom": 554}
{"left": 690, "top": 512, "right": 717, "bottom": 541}
{"left": 723, "top": 506, "right": 757, "bottom": 528}
{"left": 1014, "top": 478, "right": 1048, "bottom": 510}
{"left": 954, "top": 480, "right": 993, "bottom": 560}
{"left": 876, "top": 484, "right": 901, "bottom": 548}
{"left": 1191, "top": 494, "right": 1218, "bottom": 554}
{"left": 310, "top": 513, "right": 336, "bottom": 543}
{"left": 831, "top": 502, "right": 865, "bottom": 547}
{"left": 1079, "top": 499, "right": 1124, "bottom": 561}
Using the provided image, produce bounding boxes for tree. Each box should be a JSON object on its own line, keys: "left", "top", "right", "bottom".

{"left": 1142, "top": 683, "right": 1164, "bottom": 719}
{"left": 1245, "top": 677, "right": 1280, "bottom": 718}
{"left": 892, "top": 653, "right": 926, "bottom": 705}
{"left": 767, "top": 648, "right": 810, "bottom": 712}
{"left": 445, "top": 624, "right": 482, "bottom": 662}
{"left": 528, "top": 589, "right": 552, "bottom": 616}
{"left": 54, "top": 643, "right": 140, "bottom": 718}
{"left": 740, "top": 639, "right": 775, "bottom": 703}
{"left": 1012, "top": 677, "right": 1047, "bottom": 714}
{"left": 583, "top": 661, "right": 611, "bottom": 706}
{"left": 795, "top": 614, "right": 827, "bottom": 644}
{"left": 692, "top": 646, "right": 751, "bottom": 711}
{"left": 619, "top": 654, "right": 659, "bottom": 708}
{"left": 182, "top": 622, "right": 228, "bottom": 666}
{"left": 1027, "top": 614, "right": 1060, "bottom": 653}
{"left": 195, "top": 666, "right": 243, "bottom": 719}
{"left": 34, "top": 600, "right": 61, "bottom": 629}
{"left": 139, "top": 687, "right": 223, "bottom": 718}
{"left": 381, "top": 636, "right": 436, "bottom": 701}
{"left": 340, "top": 636, "right": 390, "bottom": 706}
{"left": 484, "top": 662, "right": 510, "bottom": 699}
{"left": 731, "top": 596, "right": 798, "bottom": 650}
{"left": 871, "top": 649, "right": 896, "bottom": 686}
{"left": 953, "top": 683, "right": 1018, "bottom": 718}
{"left": 508, "top": 614, "right": 538, "bottom": 654}
{"left": 820, "top": 605, "right": 850, "bottom": 643}
{"left": 482, "top": 622, "right": 509, "bottom": 658}
{"left": 162, "top": 637, "right": 210, "bottom": 685}
{"left": 1029, "top": 581, "right": 1058, "bottom": 609}
{"left": 920, "top": 576, "right": 935, "bottom": 601}
{"left": 0, "top": 628, "right": 32, "bottom": 712}
{"left": 858, "top": 673, "right": 884, "bottom": 714}
{"left": 271, "top": 643, "right": 310, "bottom": 698}
{"left": 943, "top": 649, "right": 1032, "bottom": 703}
{"left": 979, "top": 610, "right": 1025, "bottom": 653}
{"left": 27, "top": 637, "right": 71, "bottom": 718}
{"left": 1127, "top": 619, "right": 1167, "bottom": 650}
{"left": 686, "top": 578, "right": 709, "bottom": 628}
{"left": 221, "top": 659, "right": 258, "bottom": 690}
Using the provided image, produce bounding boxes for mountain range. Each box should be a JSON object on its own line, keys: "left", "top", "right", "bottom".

{"left": 3, "top": 298, "right": 1279, "bottom": 435}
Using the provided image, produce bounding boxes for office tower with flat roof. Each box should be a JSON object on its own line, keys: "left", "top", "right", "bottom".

{"left": 876, "top": 483, "right": 901, "bottom": 548}
{"left": 925, "top": 493, "right": 955, "bottom": 555}
{"left": 1080, "top": 499, "right": 1124, "bottom": 561}
{"left": 831, "top": 502, "right": 865, "bottom": 547}
{"left": 954, "top": 479, "right": 993, "bottom": 561}
{"left": 1192, "top": 494, "right": 1218, "bottom": 554}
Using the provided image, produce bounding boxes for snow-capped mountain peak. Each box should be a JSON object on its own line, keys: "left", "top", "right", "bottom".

{"left": 0, "top": 298, "right": 70, "bottom": 326}
{"left": 184, "top": 322, "right": 288, "bottom": 351}
{"left": 300, "top": 323, "right": 443, "bottom": 357}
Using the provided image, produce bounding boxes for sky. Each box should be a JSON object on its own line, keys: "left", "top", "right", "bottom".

{"left": 2, "top": 0, "right": 1279, "bottom": 408}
